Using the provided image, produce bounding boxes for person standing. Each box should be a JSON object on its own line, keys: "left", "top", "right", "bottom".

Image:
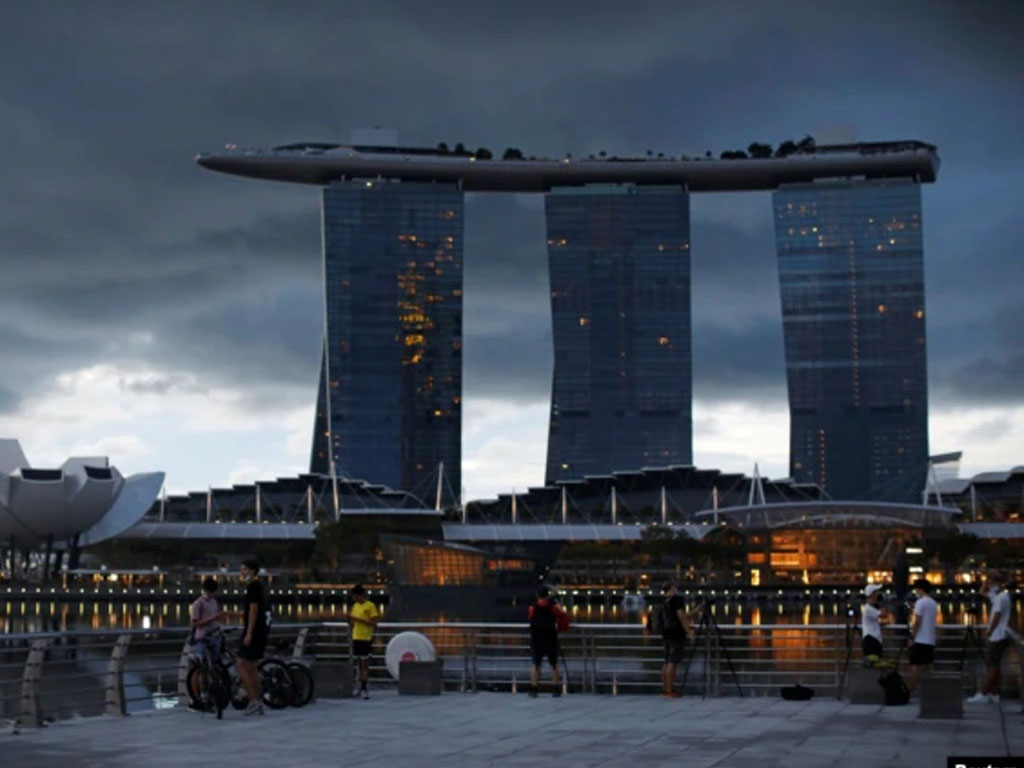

{"left": 190, "top": 577, "right": 224, "bottom": 665}
{"left": 967, "top": 572, "right": 1013, "bottom": 704}
{"left": 861, "top": 584, "right": 886, "bottom": 663}
{"left": 658, "top": 583, "right": 692, "bottom": 697}
{"left": 528, "top": 586, "right": 570, "bottom": 698}
{"left": 237, "top": 558, "right": 269, "bottom": 716}
{"left": 907, "top": 577, "right": 937, "bottom": 694}
{"left": 347, "top": 584, "right": 379, "bottom": 699}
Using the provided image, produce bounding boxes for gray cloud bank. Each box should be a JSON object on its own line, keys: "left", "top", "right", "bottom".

{"left": 0, "top": 1, "right": 1021, "bottom": 428}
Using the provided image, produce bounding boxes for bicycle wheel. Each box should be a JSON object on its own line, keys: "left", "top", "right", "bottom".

{"left": 210, "top": 665, "right": 233, "bottom": 718}
{"left": 286, "top": 662, "right": 315, "bottom": 707}
{"left": 186, "top": 665, "right": 213, "bottom": 711}
{"left": 258, "top": 658, "right": 294, "bottom": 709}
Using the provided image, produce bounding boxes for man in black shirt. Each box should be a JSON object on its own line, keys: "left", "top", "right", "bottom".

{"left": 660, "top": 583, "right": 691, "bottom": 698}
{"left": 237, "top": 558, "right": 269, "bottom": 716}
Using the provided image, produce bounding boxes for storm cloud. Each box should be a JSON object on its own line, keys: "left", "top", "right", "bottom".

{"left": 0, "top": 1, "right": 1022, "bottom": 490}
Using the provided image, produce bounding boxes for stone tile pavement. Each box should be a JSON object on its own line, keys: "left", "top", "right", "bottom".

{"left": 2, "top": 691, "right": 1021, "bottom": 768}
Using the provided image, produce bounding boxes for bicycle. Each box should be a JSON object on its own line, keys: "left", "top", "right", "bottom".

{"left": 266, "top": 639, "right": 316, "bottom": 708}
{"left": 187, "top": 630, "right": 295, "bottom": 714}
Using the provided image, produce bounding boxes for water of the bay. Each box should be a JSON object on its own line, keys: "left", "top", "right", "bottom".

{"left": 3, "top": 596, "right": 1021, "bottom": 634}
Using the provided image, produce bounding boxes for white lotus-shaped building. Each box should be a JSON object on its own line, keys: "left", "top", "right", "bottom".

{"left": 0, "top": 438, "right": 164, "bottom": 548}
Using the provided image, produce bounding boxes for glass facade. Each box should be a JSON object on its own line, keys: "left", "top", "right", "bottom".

{"left": 773, "top": 179, "right": 928, "bottom": 502}
{"left": 311, "top": 180, "right": 463, "bottom": 504}
{"left": 544, "top": 185, "right": 692, "bottom": 484}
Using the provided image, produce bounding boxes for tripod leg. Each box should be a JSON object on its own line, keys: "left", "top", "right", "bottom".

{"left": 678, "top": 611, "right": 706, "bottom": 695}
{"left": 707, "top": 613, "right": 744, "bottom": 697}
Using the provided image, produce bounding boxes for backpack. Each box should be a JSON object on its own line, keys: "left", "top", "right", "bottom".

{"left": 649, "top": 600, "right": 676, "bottom": 635}
{"left": 530, "top": 601, "right": 558, "bottom": 638}
{"left": 781, "top": 684, "right": 814, "bottom": 701}
{"left": 878, "top": 669, "right": 910, "bottom": 706}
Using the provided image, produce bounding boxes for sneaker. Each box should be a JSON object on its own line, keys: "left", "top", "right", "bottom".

{"left": 552, "top": 688, "right": 562, "bottom": 698}
{"left": 966, "top": 692, "right": 992, "bottom": 704}
{"left": 528, "top": 687, "right": 538, "bottom": 698}
{"left": 243, "top": 701, "right": 264, "bottom": 716}
{"left": 361, "top": 688, "right": 370, "bottom": 700}
{"left": 662, "top": 691, "right": 682, "bottom": 699}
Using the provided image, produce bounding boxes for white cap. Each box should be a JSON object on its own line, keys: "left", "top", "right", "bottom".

{"left": 864, "top": 584, "right": 884, "bottom": 597}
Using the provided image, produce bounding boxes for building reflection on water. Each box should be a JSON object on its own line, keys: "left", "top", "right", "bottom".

{"left": 1, "top": 596, "right": 1019, "bottom": 636}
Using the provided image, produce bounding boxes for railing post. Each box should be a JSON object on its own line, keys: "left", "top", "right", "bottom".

{"left": 293, "top": 627, "right": 310, "bottom": 660}
{"left": 469, "top": 629, "right": 478, "bottom": 693}
{"left": 105, "top": 634, "right": 132, "bottom": 716}
{"left": 18, "top": 637, "right": 51, "bottom": 728}
{"left": 176, "top": 636, "right": 193, "bottom": 706}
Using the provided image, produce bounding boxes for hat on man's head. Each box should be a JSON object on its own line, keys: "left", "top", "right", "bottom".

{"left": 864, "top": 584, "right": 884, "bottom": 597}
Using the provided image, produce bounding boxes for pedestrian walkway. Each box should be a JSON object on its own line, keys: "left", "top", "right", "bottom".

{"left": 2, "top": 692, "right": 1021, "bottom": 768}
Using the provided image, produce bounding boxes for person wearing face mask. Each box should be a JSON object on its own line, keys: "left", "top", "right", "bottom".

{"left": 966, "top": 572, "right": 1013, "bottom": 704}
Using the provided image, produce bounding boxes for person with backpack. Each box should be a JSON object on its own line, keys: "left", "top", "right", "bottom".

{"left": 527, "top": 586, "right": 570, "bottom": 698}
{"left": 649, "top": 582, "right": 692, "bottom": 697}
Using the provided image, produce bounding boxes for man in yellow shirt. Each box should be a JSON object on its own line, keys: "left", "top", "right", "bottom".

{"left": 346, "top": 584, "right": 379, "bottom": 699}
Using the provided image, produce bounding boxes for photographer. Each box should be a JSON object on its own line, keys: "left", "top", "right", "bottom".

{"left": 861, "top": 585, "right": 886, "bottom": 662}
{"left": 967, "top": 572, "right": 1013, "bottom": 704}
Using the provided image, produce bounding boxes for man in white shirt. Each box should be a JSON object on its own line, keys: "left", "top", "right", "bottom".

{"left": 967, "top": 572, "right": 1013, "bottom": 704}
{"left": 861, "top": 584, "right": 886, "bottom": 661}
{"left": 908, "top": 578, "right": 938, "bottom": 693}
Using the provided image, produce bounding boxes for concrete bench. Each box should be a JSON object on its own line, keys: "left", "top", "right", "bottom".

{"left": 846, "top": 667, "right": 886, "bottom": 705}
{"left": 315, "top": 661, "right": 354, "bottom": 699}
{"left": 399, "top": 660, "right": 442, "bottom": 695}
{"left": 918, "top": 675, "right": 963, "bottom": 719}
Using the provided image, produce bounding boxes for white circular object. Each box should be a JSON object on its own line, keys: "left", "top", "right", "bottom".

{"left": 384, "top": 631, "right": 437, "bottom": 680}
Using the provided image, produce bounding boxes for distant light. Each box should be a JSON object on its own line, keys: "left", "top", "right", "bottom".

{"left": 905, "top": 547, "right": 923, "bottom": 555}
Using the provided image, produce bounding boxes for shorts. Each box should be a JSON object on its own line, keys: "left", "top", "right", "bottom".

{"left": 986, "top": 638, "right": 1012, "bottom": 668}
{"left": 862, "top": 635, "right": 884, "bottom": 658}
{"left": 238, "top": 632, "right": 267, "bottom": 662}
{"left": 531, "top": 642, "right": 559, "bottom": 668}
{"left": 908, "top": 642, "right": 934, "bottom": 666}
{"left": 663, "top": 637, "right": 686, "bottom": 665}
{"left": 352, "top": 640, "right": 373, "bottom": 658}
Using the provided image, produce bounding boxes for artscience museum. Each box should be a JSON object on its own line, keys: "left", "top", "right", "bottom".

{"left": 0, "top": 438, "right": 164, "bottom": 572}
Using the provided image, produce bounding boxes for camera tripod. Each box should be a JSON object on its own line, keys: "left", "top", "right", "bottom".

{"left": 837, "top": 621, "right": 862, "bottom": 700}
{"left": 957, "top": 614, "right": 988, "bottom": 672}
{"left": 679, "top": 598, "right": 744, "bottom": 697}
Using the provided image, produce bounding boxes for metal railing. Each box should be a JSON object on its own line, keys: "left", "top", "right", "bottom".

{"left": 2, "top": 621, "right": 1018, "bottom": 728}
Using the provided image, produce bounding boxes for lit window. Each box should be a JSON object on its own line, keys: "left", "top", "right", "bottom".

{"left": 579, "top": 317, "right": 589, "bottom": 327}
{"left": 877, "top": 304, "right": 887, "bottom": 313}
{"left": 658, "top": 336, "right": 670, "bottom": 346}
{"left": 914, "top": 309, "right": 924, "bottom": 319}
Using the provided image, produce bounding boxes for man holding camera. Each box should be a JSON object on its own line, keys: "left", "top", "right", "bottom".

{"left": 967, "top": 572, "right": 1013, "bottom": 704}
{"left": 861, "top": 584, "right": 886, "bottom": 662}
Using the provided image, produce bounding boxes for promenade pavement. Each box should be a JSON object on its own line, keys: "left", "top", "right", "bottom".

{"left": 2, "top": 691, "right": 1021, "bottom": 768}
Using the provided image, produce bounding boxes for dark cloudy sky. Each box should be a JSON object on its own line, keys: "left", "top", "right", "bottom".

{"left": 1, "top": 1, "right": 1021, "bottom": 497}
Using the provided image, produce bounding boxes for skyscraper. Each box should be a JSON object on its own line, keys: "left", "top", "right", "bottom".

{"left": 773, "top": 179, "right": 928, "bottom": 501}
{"left": 544, "top": 185, "right": 692, "bottom": 484}
{"left": 311, "top": 180, "right": 463, "bottom": 504}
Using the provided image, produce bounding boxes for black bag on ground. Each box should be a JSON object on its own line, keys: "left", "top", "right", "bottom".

{"left": 780, "top": 684, "right": 814, "bottom": 701}
{"left": 878, "top": 669, "right": 910, "bottom": 705}
{"left": 877, "top": 645, "right": 910, "bottom": 706}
